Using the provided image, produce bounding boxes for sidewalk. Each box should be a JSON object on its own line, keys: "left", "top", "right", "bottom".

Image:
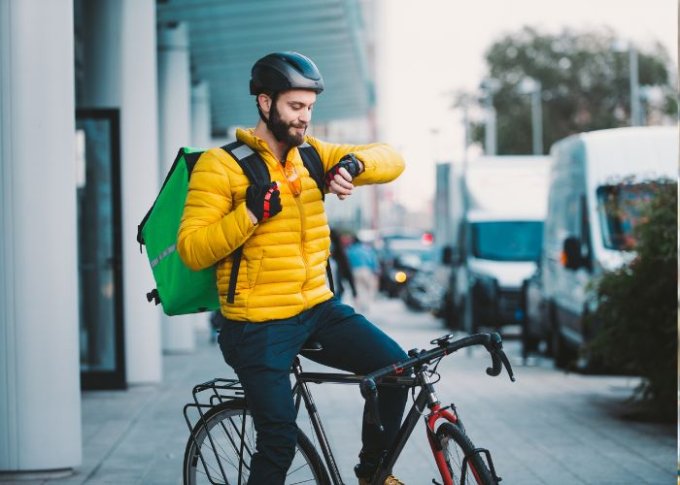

{"left": 3, "top": 298, "right": 675, "bottom": 484}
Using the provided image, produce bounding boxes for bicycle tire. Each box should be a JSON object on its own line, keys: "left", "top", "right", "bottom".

{"left": 435, "top": 422, "right": 497, "bottom": 485}
{"left": 183, "top": 399, "right": 330, "bottom": 484}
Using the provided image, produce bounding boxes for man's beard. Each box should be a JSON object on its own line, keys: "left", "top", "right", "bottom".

{"left": 268, "top": 103, "right": 307, "bottom": 147}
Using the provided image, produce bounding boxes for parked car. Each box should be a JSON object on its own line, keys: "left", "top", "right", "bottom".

{"left": 378, "top": 235, "right": 435, "bottom": 298}
{"left": 541, "top": 126, "right": 677, "bottom": 369}
{"left": 401, "top": 247, "right": 452, "bottom": 310}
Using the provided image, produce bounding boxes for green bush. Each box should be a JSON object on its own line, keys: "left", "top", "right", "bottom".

{"left": 587, "top": 179, "right": 677, "bottom": 419}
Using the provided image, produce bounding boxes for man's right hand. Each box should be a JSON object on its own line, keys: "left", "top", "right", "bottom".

{"left": 246, "top": 182, "right": 281, "bottom": 223}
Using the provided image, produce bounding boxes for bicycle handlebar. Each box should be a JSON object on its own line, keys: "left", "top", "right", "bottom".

{"left": 360, "top": 332, "right": 515, "bottom": 431}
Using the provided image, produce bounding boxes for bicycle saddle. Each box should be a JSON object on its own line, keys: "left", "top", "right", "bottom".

{"left": 301, "top": 340, "right": 323, "bottom": 352}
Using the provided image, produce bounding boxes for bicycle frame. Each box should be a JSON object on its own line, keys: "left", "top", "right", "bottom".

{"left": 291, "top": 357, "right": 460, "bottom": 485}
{"left": 184, "top": 332, "right": 512, "bottom": 484}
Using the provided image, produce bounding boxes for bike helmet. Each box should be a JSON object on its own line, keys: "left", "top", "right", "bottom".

{"left": 250, "top": 52, "right": 324, "bottom": 95}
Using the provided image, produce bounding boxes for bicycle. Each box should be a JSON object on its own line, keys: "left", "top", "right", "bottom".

{"left": 182, "top": 332, "right": 516, "bottom": 485}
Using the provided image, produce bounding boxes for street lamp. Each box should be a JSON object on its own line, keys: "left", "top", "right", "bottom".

{"left": 452, "top": 91, "right": 474, "bottom": 219}
{"left": 452, "top": 91, "right": 473, "bottom": 165}
{"left": 480, "top": 78, "right": 501, "bottom": 155}
{"left": 519, "top": 77, "right": 543, "bottom": 155}
{"left": 628, "top": 45, "right": 643, "bottom": 126}
{"left": 613, "top": 40, "right": 643, "bottom": 126}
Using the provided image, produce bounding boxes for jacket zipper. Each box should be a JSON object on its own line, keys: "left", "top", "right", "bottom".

{"left": 295, "top": 196, "right": 310, "bottom": 306}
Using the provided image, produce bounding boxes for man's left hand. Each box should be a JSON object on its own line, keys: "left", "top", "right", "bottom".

{"left": 325, "top": 154, "right": 364, "bottom": 200}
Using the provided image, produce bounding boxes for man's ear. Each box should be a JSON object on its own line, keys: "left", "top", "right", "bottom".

{"left": 257, "top": 93, "right": 272, "bottom": 116}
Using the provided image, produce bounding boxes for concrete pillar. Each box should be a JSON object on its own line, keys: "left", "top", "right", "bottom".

{"left": 79, "top": 0, "right": 121, "bottom": 106}
{"left": 192, "top": 80, "right": 212, "bottom": 148}
{"left": 120, "top": 0, "right": 164, "bottom": 381}
{"left": 0, "top": 0, "right": 81, "bottom": 473}
{"left": 190, "top": 82, "right": 212, "bottom": 334}
{"left": 157, "top": 22, "right": 196, "bottom": 352}
{"left": 80, "top": 0, "right": 163, "bottom": 383}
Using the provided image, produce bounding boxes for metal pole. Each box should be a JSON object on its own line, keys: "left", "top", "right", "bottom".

{"left": 629, "top": 46, "right": 642, "bottom": 126}
{"left": 462, "top": 102, "right": 470, "bottom": 166}
{"left": 484, "top": 96, "right": 497, "bottom": 155}
{"left": 531, "top": 81, "right": 543, "bottom": 154}
{"left": 481, "top": 79, "right": 499, "bottom": 156}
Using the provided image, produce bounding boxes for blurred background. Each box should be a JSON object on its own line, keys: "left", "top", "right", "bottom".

{"left": 0, "top": 0, "right": 677, "bottom": 478}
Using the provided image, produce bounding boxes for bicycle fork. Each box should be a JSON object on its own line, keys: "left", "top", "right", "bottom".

{"left": 418, "top": 372, "right": 461, "bottom": 485}
{"left": 425, "top": 392, "right": 500, "bottom": 485}
{"left": 426, "top": 402, "right": 459, "bottom": 485}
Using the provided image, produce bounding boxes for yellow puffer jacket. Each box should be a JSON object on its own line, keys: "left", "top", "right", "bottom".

{"left": 178, "top": 128, "right": 405, "bottom": 322}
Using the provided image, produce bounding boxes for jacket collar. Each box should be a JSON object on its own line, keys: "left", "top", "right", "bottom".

{"left": 236, "top": 127, "right": 307, "bottom": 164}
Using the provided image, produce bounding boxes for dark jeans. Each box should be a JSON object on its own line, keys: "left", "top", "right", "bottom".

{"left": 217, "top": 297, "right": 408, "bottom": 485}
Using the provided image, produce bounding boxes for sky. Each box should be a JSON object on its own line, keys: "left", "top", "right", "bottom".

{"left": 373, "top": 0, "right": 678, "bottom": 212}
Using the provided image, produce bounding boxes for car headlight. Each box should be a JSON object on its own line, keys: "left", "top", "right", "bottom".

{"left": 393, "top": 271, "right": 408, "bottom": 283}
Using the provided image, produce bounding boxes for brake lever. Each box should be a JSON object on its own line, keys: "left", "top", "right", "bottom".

{"left": 484, "top": 333, "right": 515, "bottom": 382}
{"left": 485, "top": 350, "right": 503, "bottom": 377}
{"left": 499, "top": 349, "right": 516, "bottom": 382}
{"left": 360, "top": 378, "right": 384, "bottom": 432}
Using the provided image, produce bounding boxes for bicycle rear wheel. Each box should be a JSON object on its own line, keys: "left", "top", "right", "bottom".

{"left": 435, "top": 422, "right": 497, "bottom": 485}
{"left": 183, "top": 399, "right": 329, "bottom": 484}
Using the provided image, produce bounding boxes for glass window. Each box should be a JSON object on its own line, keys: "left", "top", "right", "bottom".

{"left": 76, "top": 109, "right": 125, "bottom": 389}
{"left": 384, "top": 238, "right": 436, "bottom": 268}
{"left": 596, "top": 183, "right": 656, "bottom": 250}
{"left": 471, "top": 221, "right": 543, "bottom": 262}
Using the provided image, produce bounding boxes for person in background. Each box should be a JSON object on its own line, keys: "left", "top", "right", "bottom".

{"left": 330, "top": 228, "right": 357, "bottom": 302}
{"left": 346, "top": 233, "right": 380, "bottom": 313}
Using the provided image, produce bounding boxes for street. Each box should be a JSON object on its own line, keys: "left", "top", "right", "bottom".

{"left": 300, "top": 297, "right": 675, "bottom": 484}
{"left": 14, "top": 297, "right": 675, "bottom": 485}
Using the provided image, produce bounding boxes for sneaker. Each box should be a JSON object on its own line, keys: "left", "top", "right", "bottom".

{"left": 383, "top": 476, "right": 405, "bottom": 485}
{"left": 358, "top": 475, "right": 404, "bottom": 485}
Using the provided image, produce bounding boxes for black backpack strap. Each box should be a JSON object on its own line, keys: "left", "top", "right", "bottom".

{"left": 224, "top": 141, "right": 271, "bottom": 187}
{"left": 220, "top": 141, "right": 336, "bottom": 301}
{"left": 326, "top": 264, "right": 335, "bottom": 294}
{"left": 299, "top": 142, "right": 325, "bottom": 200}
{"left": 221, "top": 141, "right": 271, "bottom": 304}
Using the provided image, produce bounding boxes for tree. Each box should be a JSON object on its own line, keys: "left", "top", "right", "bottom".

{"left": 586, "top": 179, "right": 677, "bottom": 421}
{"left": 471, "top": 26, "right": 677, "bottom": 155}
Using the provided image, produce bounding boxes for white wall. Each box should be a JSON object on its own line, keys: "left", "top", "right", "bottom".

{"left": 157, "top": 22, "right": 197, "bottom": 353}
{"left": 0, "top": 0, "right": 82, "bottom": 471}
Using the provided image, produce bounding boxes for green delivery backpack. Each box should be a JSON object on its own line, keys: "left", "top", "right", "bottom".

{"left": 137, "top": 141, "right": 326, "bottom": 316}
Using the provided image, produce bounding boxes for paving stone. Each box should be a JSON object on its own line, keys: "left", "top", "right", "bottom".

{"left": 5, "top": 298, "right": 671, "bottom": 484}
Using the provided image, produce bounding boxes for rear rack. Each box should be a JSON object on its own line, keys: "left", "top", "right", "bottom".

{"left": 183, "top": 377, "right": 245, "bottom": 432}
{"left": 183, "top": 378, "right": 245, "bottom": 483}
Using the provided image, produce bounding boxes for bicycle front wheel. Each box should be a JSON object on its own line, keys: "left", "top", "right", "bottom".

{"left": 183, "top": 399, "right": 329, "bottom": 484}
{"left": 435, "top": 422, "right": 497, "bottom": 485}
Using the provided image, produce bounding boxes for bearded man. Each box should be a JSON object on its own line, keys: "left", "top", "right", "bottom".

{"left": 178, "top": 52, "right": 407, "bottom": 485}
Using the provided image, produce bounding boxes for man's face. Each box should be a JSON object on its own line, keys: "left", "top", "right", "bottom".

{"left": 265, "top": 89, "right": 316, "bottom": 146}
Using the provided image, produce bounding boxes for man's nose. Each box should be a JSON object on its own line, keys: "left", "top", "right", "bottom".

{"left": 299, "top": 109, "right": 312, "bottom": 123}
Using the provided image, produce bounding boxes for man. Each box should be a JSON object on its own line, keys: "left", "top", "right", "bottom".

{"left": 178, "top": 52, "right": 407, "bottom": 485}
{"left": 330, "top": 228, "right": 357, "bottom": 302}
{"left": 346, "top": 234, "right": 380, "bottom": 313}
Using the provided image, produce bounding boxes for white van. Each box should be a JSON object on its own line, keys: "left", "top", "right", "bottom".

{"left": 444, "top": 156, "right": 550, "bottom": 332}
{"left": 539, "top": 126, "right": 677, "bottom": 367}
